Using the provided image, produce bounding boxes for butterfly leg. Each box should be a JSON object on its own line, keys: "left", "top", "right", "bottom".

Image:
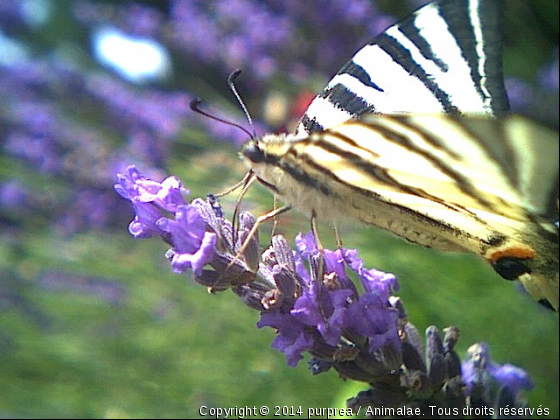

{"left": 231, "top": 172, "right": 257, "bottom": 245}
{"left": 271, "top": 195, "right": 280, "bottom": 238}
{"left": 226, "top": 205, "right": 292, "bottom": 271}
{"left": 311, "top": 211, "right": 334, "bottom": 329}
{"left": 333, "top": 221, "right": 343, "bottom": 249}
{"left": 214, "top": 170, "right": 254, "bottom": 198}
{"left": 311, "top": 210, "right": 325, "bottom": 282}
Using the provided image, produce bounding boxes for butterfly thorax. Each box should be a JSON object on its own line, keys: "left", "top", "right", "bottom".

{"left": 242, "top": 133, "right": 344, "bottom": 219}
{"left": 243, "top": 130, "right": 470, "bottom": 252}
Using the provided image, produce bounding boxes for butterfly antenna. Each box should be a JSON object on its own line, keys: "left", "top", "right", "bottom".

{"left": 228, "top": 69, "right": 257, "bottom": 139}
{"left": 190, "top": 98, "right": 254, "bottom": 139}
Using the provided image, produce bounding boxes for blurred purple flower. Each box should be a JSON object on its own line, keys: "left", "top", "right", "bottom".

{"left": 73, "top": 1, "right": 163, "bottom": 38}
{"left": 40, "top": 271, "right": 126, "bottom": 305}
{"left": 170, "top": 0, "right": 293, "bottom": 78}
{"left": 490, "top": 363, "right": 534, "bottom": 397}
{"left": 121, "top": 4, "right": 163, "bottom": 37}
{"left": 4, "top": 132, "right": 59, "bottom": 173}
{"left": 0, "top": 180, "right": 28, "bottom": 210}
{"left": 0, "top": 0, "right": 28, "bottom": 29}
{"left": 84, "top": 74, "right": 192, "bottom": 139}
{"left": 505, "top": 77, "right": 534, "bottom": 111}
{"left": 539, "top": 51, "right": 559, "bottom": 91}
{"left": 462, "top": 343, "right": 533, "bottom": 399}
{"left": 165, "top": 0, "right": 395, "bottom": 84}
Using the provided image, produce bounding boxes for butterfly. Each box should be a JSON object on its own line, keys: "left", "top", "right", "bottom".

{"left": 239, "top": 0, "right": 560, "bottom": 310}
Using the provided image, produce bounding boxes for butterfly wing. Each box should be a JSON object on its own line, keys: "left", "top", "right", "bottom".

{"left": 246, "top": 0, "right": 557, "bottom": 307}
{"left": 292, "top": 114, "right": 558, "bottom": 308}
{"left": 296, "top": 0, "right": 509, "bottom": 136}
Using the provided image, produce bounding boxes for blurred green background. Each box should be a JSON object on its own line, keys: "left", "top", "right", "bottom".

{"left": 0, "top": 0, "right": 558, "bottom": 418}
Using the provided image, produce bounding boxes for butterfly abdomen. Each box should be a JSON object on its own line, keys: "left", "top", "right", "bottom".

{"left": 487, "top": 227, "right": 559, "bottom": 310}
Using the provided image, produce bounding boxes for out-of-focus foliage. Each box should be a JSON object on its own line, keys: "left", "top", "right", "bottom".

{"left": 0, "top": 0, "right": 558, "bottom": 418}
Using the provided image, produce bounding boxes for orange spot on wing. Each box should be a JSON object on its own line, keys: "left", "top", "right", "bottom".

{"left": 488, "top": 246, "right": 537, "bottom": 263}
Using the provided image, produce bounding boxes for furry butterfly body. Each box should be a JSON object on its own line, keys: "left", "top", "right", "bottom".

{"left": 243, "top": 114, "right": 559, "bottom": 309}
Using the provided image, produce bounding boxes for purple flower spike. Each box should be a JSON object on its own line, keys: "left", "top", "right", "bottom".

{"left": 258, "top": 311, "right": 314, "bottom": 367}
{"left": 344, "top": 249, "right": 399, "bottom": 297}
{"left": 128, "top": 200, "right": 166, "bottom": 238}
{"left": 294, "top": 231, "right": 319, "bottom": 259}
{"left": 292, "top": 282, "right": 353, "bottom": 346}
{"left": 115, "top": 166, "right": 190, "bottom": 238}
{"left": 489, "top": 363, "right": 534, "bottom": 396}
{"left": 347, "top": 292, "right": 400, "bottom": 352}
{"left": 115, "top": 165, "right": 188, "bottom": 211}
{"left": 158, "top": 205, "right": 217, "bottom": 276}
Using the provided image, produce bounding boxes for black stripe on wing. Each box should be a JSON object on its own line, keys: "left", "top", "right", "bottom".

{"left": 374, "top": 33, "right": 461, "bottom": 115}
{"left": 437, "top": 0, "right": 510, "bottom": 116}
{"left": 298, "top": 0, "right": 510, "bottom": 136}
{"left": 299, "top": 115, "right": 325, "bottom": 133}
{"left": 319, "top": 84, "right": 373, "bottom": 116}
{"left": 338, "top": 61, "right": 385, "bottom": 93}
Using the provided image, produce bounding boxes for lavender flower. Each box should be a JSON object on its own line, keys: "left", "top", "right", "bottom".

{"left": 539, "top": 50, "right": 559, "bottom": 91}
{"left": 114, "top": 165, "right": 188, "bottom": 238}
{"left": 115, "top": 165, "right": 258, "bottom": 287}
{"left": 2, "top": 0, "right": 554, "bottom": 414}
{"left": 39, "top": 271, "right": 126, "bottom": 305}
{"left": 116, "top": 167, "right": 534, "bottom": 417}
{"left": 462, "top": 343, "right": 534, "bottom": 400}
{"left": 159, "top": 205, "right": 217, "bottom": 276}
{"left": 116, "top": 166, "right": 402, "bottom": 369}
{"left": 0, "top": 180, "right": 28, "bottom": 210}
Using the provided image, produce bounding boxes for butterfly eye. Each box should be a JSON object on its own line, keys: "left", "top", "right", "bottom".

{"left": 493, "top": 257, "right": 532, "bottom": 281}
{"left": 242, "top": 142, "right": 266, "bottom": 164}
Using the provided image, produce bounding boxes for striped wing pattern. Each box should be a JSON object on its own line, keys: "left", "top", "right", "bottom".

{"left": 253, "top": 115, "right": 559, "bottom": 308}
{"left": 296, "top": 0, "right": 509, "bottom": 136}
{"left": 297, "top": 115, "right": 558, "bottom": 235}
{"left": 242, "top": 0, "right": 559, "bottom": 308}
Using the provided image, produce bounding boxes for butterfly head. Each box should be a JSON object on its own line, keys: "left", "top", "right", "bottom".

{"left": 241, "top": 133, "right": 289, "bottom": 166}
{"left": 241, "top": 139, "right": 266, "bottom": 164}
{"left": 240, "top": 134, "right": 296, "bottom": 196}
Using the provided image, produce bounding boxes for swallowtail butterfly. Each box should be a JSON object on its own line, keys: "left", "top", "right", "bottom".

{"left": 240, "top": 0, "right": 559, "bottom": 309}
